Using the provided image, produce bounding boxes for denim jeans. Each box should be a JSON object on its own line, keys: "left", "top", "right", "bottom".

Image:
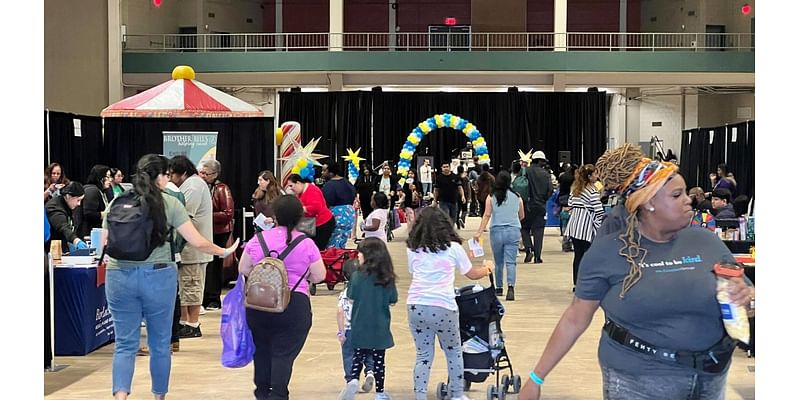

{"left": 490, "top": 226, "right": 521, "bottom": 288}
{"left": 341, "top": 329, "right": 375, "bottom": 382}
{"left": 438, "top": 201, "right": 459, "bottom": 226}
{"left": 106, "top": 264, "right": 178, "bottom": 396}
{"left": 601, "top": 366, "right": 727, "bottom": 400}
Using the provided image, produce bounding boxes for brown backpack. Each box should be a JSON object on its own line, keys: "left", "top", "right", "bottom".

{"left": 244, "top": 232, "right": 309, "bottom": 313}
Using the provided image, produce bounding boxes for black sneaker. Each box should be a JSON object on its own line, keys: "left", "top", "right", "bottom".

{"left": 179, "top": 325, "right": 202, "bottom": 339}
{"left": 495, "top": 287, "right": 503, "bottom": 296}
{"left": 534, "top": 258, "right": 544, "bottom": 264}
{"left": 506, "top": 286, "right": 515, "bottom": 301}
{"left": 205, "top": 302, "right": 221, "bottom": 311}
{"left": 524, "top": 251, "right": 533, "bottom": 263}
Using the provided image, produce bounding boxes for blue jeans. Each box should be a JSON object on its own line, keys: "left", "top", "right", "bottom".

{"left": 490, "top": 226, "right": 521, "bottom": 288}
{"left": 422, "top": 182, "right": 432, "bottom": 195}
{"left": 601, "top": 366, "right": 726, "bottom": 400}
{"left": 438, "top": 201, "right": 459, "bottom": 226}
{"left": 341, "top": 329, "right": 375, "bottom": 382}
{"left": 106, "top": 264, "right": 178, "bottom": 396}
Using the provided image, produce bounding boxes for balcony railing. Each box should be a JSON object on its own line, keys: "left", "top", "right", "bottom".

{"left": 123, "top": 32, "right": 755, "bottom": 53}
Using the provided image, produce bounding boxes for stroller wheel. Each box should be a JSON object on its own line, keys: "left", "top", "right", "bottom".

{"left": 436, "top": 382, "right": 448, "bottom": 400}
{"left": 309, "top": 283, "right": 317, "bottom": 296}
{"left": 486, "top": 384, "right": 497, "bottom": 400}
{"left": 501, "top": 375, "right": 510, "bottom": 393}
{"left": 463, "top": 379, "right": 471, "bottom": 392}
{"left": 512, "top": 375, "right": 522, "bottom": 393}
{"left": 497, "top": 389, "right": 506, "bottom": 400}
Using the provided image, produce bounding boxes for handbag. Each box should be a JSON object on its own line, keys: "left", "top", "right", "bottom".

{"left": 220, "top": 274, "right": 255, "bottom": 368}
{"left": 296, "top": 217, "right": 316, "bottom": 237}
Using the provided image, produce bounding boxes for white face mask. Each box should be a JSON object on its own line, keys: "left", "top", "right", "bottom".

{"left": 406, "top": 178, "right": 414, "bottom": 184}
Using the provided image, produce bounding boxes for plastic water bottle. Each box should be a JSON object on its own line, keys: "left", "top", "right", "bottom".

{"left": 714, "top": 262, "right": 750, "bottom": 344}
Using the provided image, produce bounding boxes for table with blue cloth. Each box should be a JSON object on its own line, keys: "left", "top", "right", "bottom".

{"left": 53, "top": 264, "right": 115, "bottom": 355}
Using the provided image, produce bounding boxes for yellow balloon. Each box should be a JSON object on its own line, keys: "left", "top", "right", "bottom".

{"left": 291, "top": 166, "right": 301, "bottom": 174}
{"left": 434, "top": 115, "right": 444, "bottom": 127}
{"left": 480, "top": 154, "right": 490, "bottom": 160}
{"left": 274, "top": 127, "right": 284, "bottom": 146}
{"left": 450, "top": 117, "right": 460, "bottom": 128}
{"left": 171, "top": 65, "right": 196, "bottom": 80}
{"left": 462, "top": 123, "right": 475, "bottom": 134}
{"left": 408, "top": 135, "right": 420, "bottom": 145}
{"left": 419, "top": 122, "right": 432, "bottom": 134}
{"left": 297, "top": 158, "right": 308, "bottom": 169}
{"left": 474, "top": 137, "right": 485, "bottom": 145}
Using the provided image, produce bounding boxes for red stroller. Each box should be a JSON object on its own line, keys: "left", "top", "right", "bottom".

{"left": 310, "top": 248, "right": 359, "bottom": 295}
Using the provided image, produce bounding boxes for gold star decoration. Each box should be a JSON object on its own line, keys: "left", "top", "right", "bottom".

{"left": 341, "top": 147, "right": 366, "bottom": 168}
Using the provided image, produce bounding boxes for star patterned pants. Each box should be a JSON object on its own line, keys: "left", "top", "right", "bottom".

{"left": 351, "top": 348, "right": 386, "bottom": 392}
{"left": 407, "top": 304, "right": 464, "bottom": 400}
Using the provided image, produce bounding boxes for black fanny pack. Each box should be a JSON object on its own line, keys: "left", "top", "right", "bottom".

{"left": 603, "top": 319, "right": 736, "bottom": 374}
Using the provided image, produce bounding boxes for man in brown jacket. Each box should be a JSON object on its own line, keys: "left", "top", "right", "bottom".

{"left": 199, "top": 159, "right": 235, "bottom": 310}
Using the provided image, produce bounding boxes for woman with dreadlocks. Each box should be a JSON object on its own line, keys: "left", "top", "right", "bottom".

{"left": 519, "top": 144, "right": 755, "bottom": 400}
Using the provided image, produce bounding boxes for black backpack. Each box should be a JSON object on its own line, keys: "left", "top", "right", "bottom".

{"left": 105, "top": 190, "right": 159, "bottom": 261}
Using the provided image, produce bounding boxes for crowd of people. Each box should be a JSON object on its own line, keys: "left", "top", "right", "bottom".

{"left": 44, "top": 143, "right": 755, "bottom": 399}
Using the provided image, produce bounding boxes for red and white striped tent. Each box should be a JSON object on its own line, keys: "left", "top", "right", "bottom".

{"left": 101, "top": 66, "right": 262, "bottom": 118}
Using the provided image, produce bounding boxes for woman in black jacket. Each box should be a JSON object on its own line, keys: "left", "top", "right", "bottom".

{"left": 80, "top": 165, "right": 112, "bottom": 238}
{"left": 355, "top": 163, "right": 377, "bottom": 221}
{"left": 45, "top": 182, "right": 87, "bottom": 252}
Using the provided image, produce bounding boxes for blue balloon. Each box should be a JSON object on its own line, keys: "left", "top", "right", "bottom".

{"left": 413, "top": 127, "right": 424, "bottom": 137}
{"left": 456, "top": 119, "right": 468, "bottom": 131}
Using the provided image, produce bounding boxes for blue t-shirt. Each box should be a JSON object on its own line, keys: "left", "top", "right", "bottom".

{"left": 576, "top": 227, "right": 735, "bottom": 376}
{"left": 322, "top": 178, "right": 356, "bottom": 207}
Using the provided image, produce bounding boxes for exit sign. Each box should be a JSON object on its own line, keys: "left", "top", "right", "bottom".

{"left": 444, "top": 17, "right": 457, "bottom": 26}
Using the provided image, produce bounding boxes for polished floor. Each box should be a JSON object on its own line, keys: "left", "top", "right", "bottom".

{"left": 45, "top": 219, "right": 755, "bottom": 399}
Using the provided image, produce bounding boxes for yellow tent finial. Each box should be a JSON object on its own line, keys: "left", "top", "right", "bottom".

{"left": 172, "top": 65, "right": 196, "bottom": 80}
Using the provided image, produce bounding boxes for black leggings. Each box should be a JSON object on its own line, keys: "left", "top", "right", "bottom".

{"left": 313, "top": 217, "right": 336, "bottom": 250}
{"left": 572, "top": 238, "right": 592, "bottom": 286}
{"left": 352, "top": 348, "right": 386, "bottom": 393}
{"left": 247, "top": 292, "right": 312, "bottom": 400}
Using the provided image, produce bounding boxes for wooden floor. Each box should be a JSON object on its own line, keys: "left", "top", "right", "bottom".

{"left": 45, "top": 219, "right": 755, "bottom": 399}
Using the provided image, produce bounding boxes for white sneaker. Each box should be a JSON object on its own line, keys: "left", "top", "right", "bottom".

{"left": 199, "top": 306, "right": 207, "bottom": 315}
{"left": 337, "top": 379, "right": 359, "bottom": 400}
{"left": 374, "top": 392, "right": 392, "bottom": 400}
{"left": 361, "top": 372, "right": 375, "bottom": 392}
{"left": 451, "top": 396, "right": 472, "bottom": 400}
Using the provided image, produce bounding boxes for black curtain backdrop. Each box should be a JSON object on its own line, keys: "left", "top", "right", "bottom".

{"left": 374, "top": 92, "right": 608, "bottom": 170}
{"left": 278, "top": 91, "right": 607, "bottom": 172}
{"left": 679, "top": 129, "right": 699, "bottom": 189}
{"left": 278, "top": 91, "right": 372, "bottom": 170}
{"left": 726, "top": 121, "right": 754, "bottom": 199}
{"left": 680, "top": 121, "right": 755, "bottom": 199}
{"left": 102, "top": 117, "right": 274, "bottom": 211}
{"left": 45, "top": 110, "right": 103, "bottom": 183}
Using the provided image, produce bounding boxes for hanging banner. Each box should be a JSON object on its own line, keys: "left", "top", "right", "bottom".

{"left": 163, "top": 131, "right": 218, "bottom": 165}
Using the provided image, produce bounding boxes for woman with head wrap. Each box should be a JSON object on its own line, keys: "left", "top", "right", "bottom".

{"left": 518, "top": 144, "right": 755, "bottom": 400}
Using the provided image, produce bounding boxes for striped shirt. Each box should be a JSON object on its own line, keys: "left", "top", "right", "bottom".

{"left": 564, "top": 186, "right": 605, "bottom": 242}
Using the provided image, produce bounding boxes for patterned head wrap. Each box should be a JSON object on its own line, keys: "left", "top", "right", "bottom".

{"left": 620, "top": 159, "right": 679, "bottom": 213}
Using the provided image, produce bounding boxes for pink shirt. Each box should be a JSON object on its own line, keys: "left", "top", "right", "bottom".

{"left": 241, "top": 227, "right": 321, "bottom": 297}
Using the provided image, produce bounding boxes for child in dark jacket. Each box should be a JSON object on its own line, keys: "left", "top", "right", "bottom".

{"left": 337, "top": 238, "right": 398, "bottom": 400}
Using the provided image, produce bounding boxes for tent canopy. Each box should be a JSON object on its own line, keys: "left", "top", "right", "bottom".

{"left": 101, "top": 66, "right": 263, "bottom": 118}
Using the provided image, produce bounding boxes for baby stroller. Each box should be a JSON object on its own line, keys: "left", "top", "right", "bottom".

{"left": 309, "top": 248, "right": 358, "bottom": 295}
{"left": 436, "top": 275, "right": 522, "bottom": 400}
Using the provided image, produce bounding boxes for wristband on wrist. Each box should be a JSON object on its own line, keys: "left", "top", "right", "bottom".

{"left": 337, "top": 331, "right": 345, "bottom": 337}
{"left": 529, "top": 371, "right": 544, "bottom": 385}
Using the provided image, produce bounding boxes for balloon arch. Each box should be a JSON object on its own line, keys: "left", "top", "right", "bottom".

{"left": 396, "top": 114, "right": 491, "bottom": 185}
